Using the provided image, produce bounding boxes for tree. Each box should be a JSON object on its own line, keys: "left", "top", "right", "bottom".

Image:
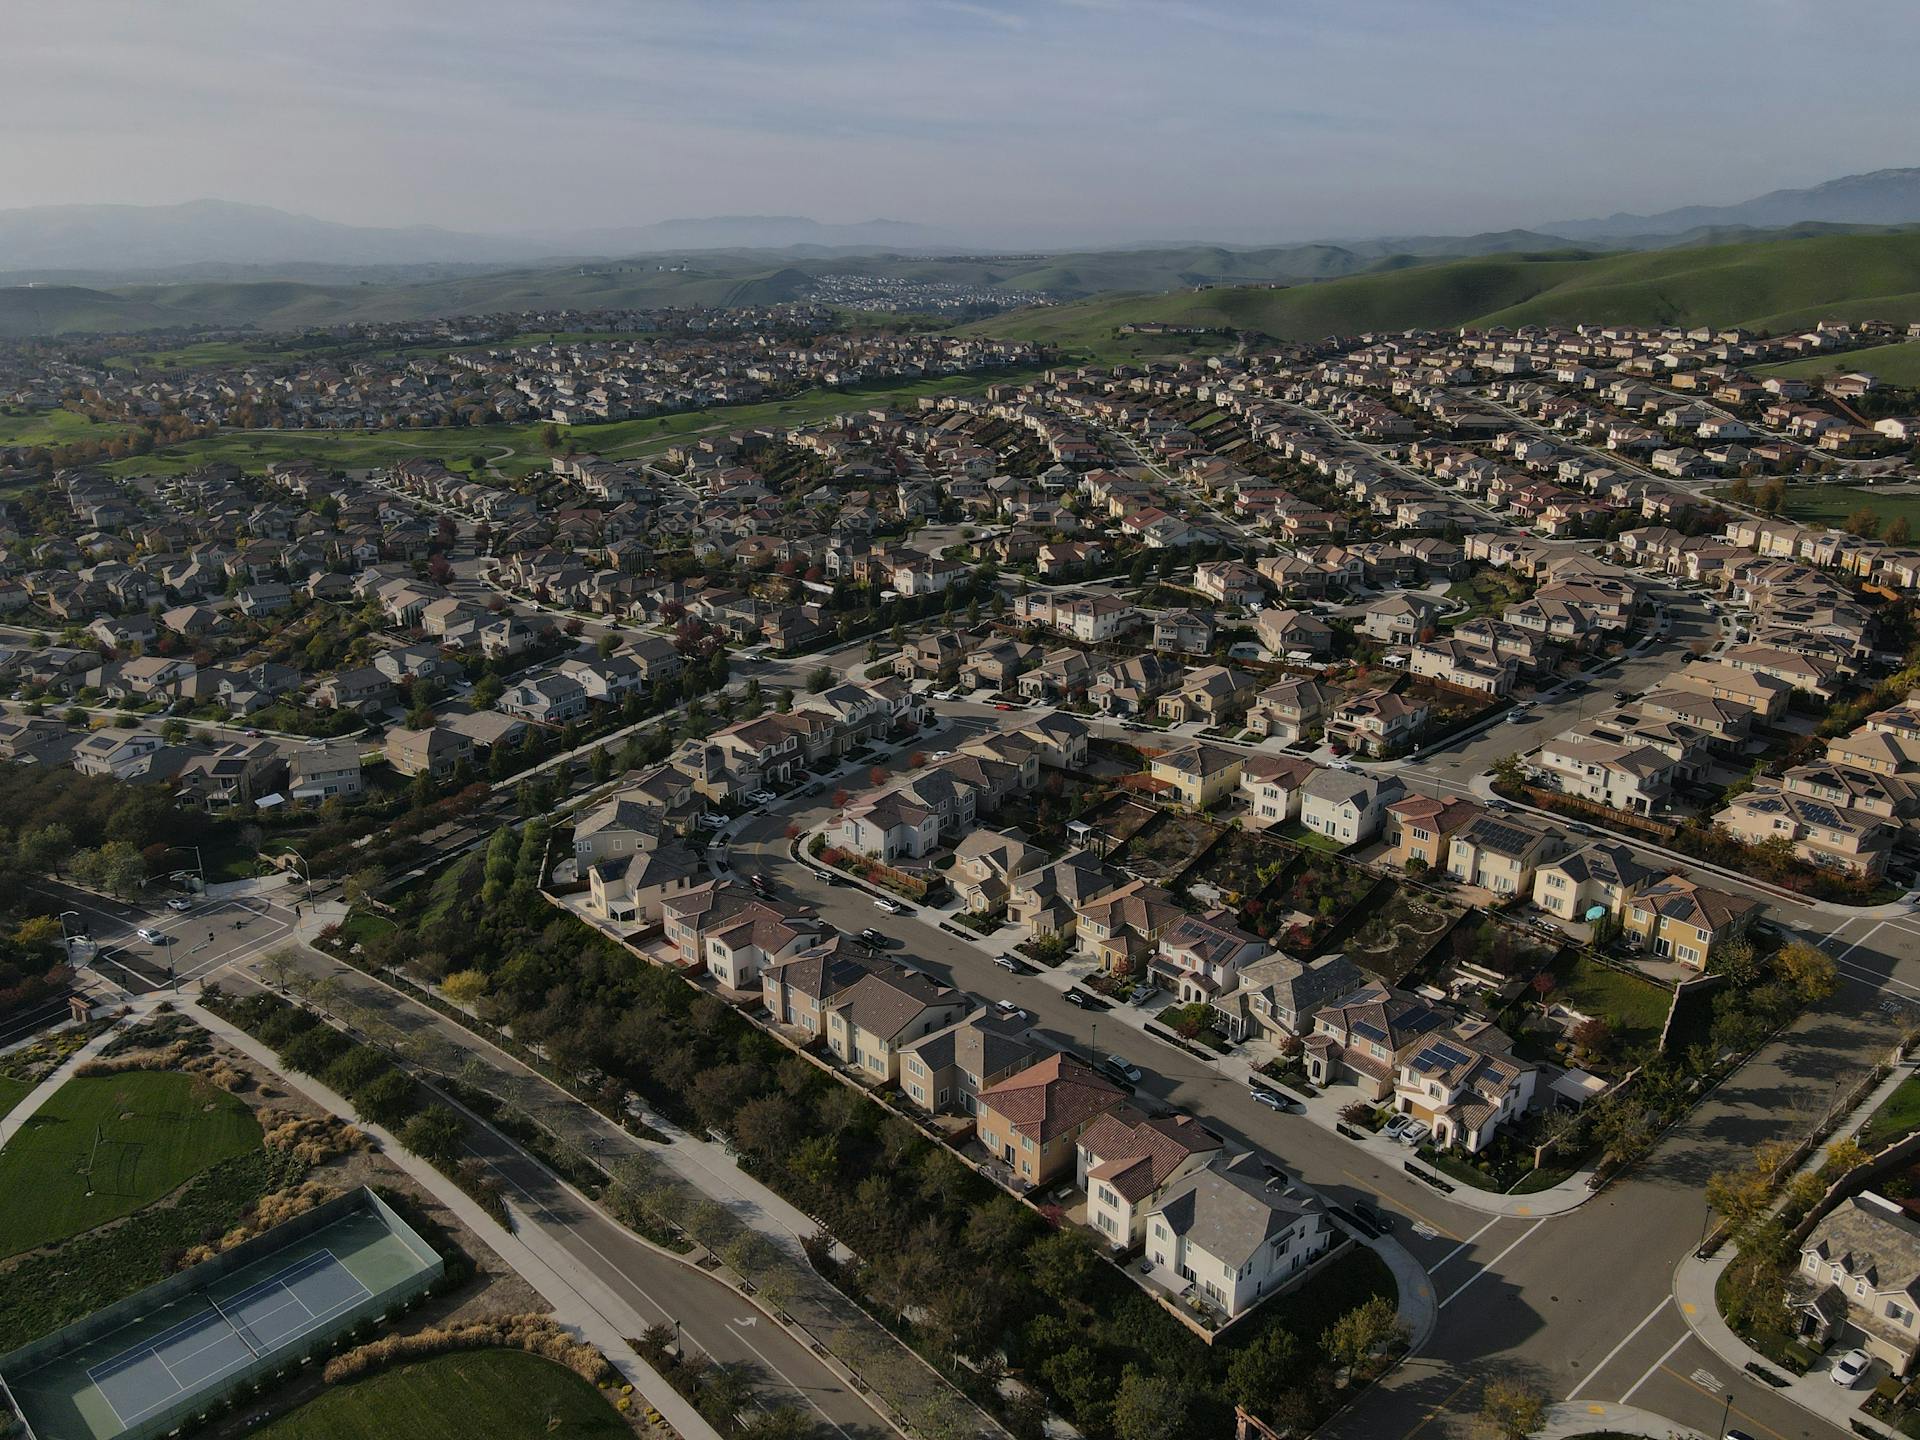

{"left": 589, "top": 746, "right": 612, "bottom": 784}
{"left": 1478, "top": 1377, "right": 1547, "bottom": 1440}
{"left": 597, "top": 631, "right": 619, "bottom": 659}
{"left": 805, "top": 666, "right": 834, "bottom": 693}
{"left": 17, "top": 822, "right": 73, "bottom": 876}
{"left": 1758, "top": 479, "right": 1786, "bottom": 514}
{"left": 1028, "top": 1228, "right": 1100, "bottom": 1305}
{"left": 1568, "top": 1016, "right": 1612, "bottom": 1062}
{"left": 441, "top": 970, "right": 489, "bottom": 1006}
{"left": 1323, "top": 1294, "right": 1405, "bottom": 1373}
{"left": 399, "top": 1105, "right": 466, "bottom": 1166}
{"left": 1845, "top": 507, "right": 1882, "bottom": 538}
{"left": 1224, "top": 1325, "right": 1302, "bottom": 1414}
{"left": 1706, "top": 1163, "right": 1774, "bottom": 1238}
{"left": 1775, "top": 941, "right": 1838, "bottom": 1006}
{"left": 14, "top": 915, "right": 62, "bottom": 950}
{"left": 1489, "top": 753, "right": 1527, "bottom": 791}
{"left": 344, "top": 866, "right": 384, "bottom": 910}
{"left": 1112, "top": 1369, "right": 1190, "bottom": 1440}
{"left": 1825, "top": 1137, "right": 1870, "bottom": 1176}
{"left": 1891, "top": 516, "right": 1914, "bottom": 545}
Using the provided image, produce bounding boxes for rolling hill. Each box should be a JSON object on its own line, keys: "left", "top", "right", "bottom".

{"left": 961, "top": 232, "right": 1920, "bottom": 347}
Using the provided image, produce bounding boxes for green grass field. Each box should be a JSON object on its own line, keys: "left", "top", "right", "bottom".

{"left": 0, "top": 1073, "right": 30, "bottom": 1121}
{"left": 1755, "top": 338, "right": 1920, "bottom": 387}
{"left": 102, "top": 361, "right": 1058, "bottom": 479}
{"left": 963, "top": 231, "right": 1920, "bottom": 346}
{"left": 1859, "top": 1074, "right": 1920, "bottom": 1151}
{"left": 249, "top": 1350, "right": 630, "bottom": 1440}
{"left": 0, "top": 1070, "right": 261, "bottom": 1258}
{"left": 0, "top": 408, "right": 136, "bottom": 447}
{"left": 1710, "top": 482, "right": 1920, "bottom": 534}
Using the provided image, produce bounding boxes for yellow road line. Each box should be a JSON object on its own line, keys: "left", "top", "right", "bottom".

{"left": 1657, "top": 1365, "right": 1791, "bottom": 1440}
{"left": 1403, "top": 1373, "right": 1478, "bottom": 1440}
{"left": 1342, "top": 1169, "right": 1463, "bottom": 1242}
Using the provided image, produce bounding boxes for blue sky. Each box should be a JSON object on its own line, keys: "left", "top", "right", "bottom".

{"left": 6, "top": 0, "right": 1916, "bottom": 244}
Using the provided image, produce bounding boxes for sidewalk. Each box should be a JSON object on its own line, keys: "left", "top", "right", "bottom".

{"left": 1674, "top": 1250, "right": 1899, "bottom": 1440}
{"left": 795, "top": 824, "right": 1601, "bottom": 1218}
{"left": 183, "top": 998, "right": 724, "bottom": 1440}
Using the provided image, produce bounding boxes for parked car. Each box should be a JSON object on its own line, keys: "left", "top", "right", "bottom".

{"left": 697, "top": 813, "right": 728, "bottom": 829}
{"left": 993, "top": 954, "right": 1028, "bottom": 973}
{"left": 1063, "top": 988, "right": 1094, "bottom": 1009}
{"left": 1831, "top": 1349, "right": 1873, "bottom": 1387}
{"left": 135, "top": 927, "right": 164, "bottom": 944}
{"left": 857, "top": 928, "right": 889, "bottom": 947}
{"left": 873, "top": 897, "right": 903, "bottom": 914}
{"left": 165, "top": 897, "right": 193, "bottom": 912}
{"left": 1352, "top": 1202, "right": 1393, "bottom": 1233}
{"left": 932, "top": 689, "right": 960, "bottom": 701}
{"left": 994, "top": 1000, "right": 1028, "bottom": 1020}
{"left": 1102, "top": 1055, "right": 1143, "bottom": 1086}
{"left": 1248, "top": 1086, "right": 1289, "bottom": 1111}
{"left": 747, "top": 789, "right": 777, "bottom": 805}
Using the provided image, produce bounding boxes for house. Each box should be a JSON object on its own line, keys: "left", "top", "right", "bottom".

{"left": 1669, "top": 660, "right": 1790, "bottom": 722}
{"left": 175, "top": 742, "right": 286, "bottom": 811}
{"left": 1091, "top": 653, "right": 1184, "bottom": 716}
{"left": 1240, "top": 754, "right": 1320, "bottom": 829}
{"left": 584, "top": 838, "right": 705, "bottom": 926}
{"left": 1793, "top": 1192, "right": 1920, "bottom": 1376}
{"left": 1245, "top": 678, "right": 1327, "bottom": 745}
{"left": 1212, "top": 952, "right": 1366, "bottom": 1046}
{"left": 1078, "top": 879, "right": 1187, "bottom": 973}
{"left": 1141, "top": 1152, "right": 1333, "bottom": 1320}
{"left": 317, "top": 666, "right": 394, "bottom": 714}
{"left": 1716, "top": 785, "right": 1892, "bottom": 879}
{"left": 1445, "top": 814, "right": 1564, "bottom": 897}
{"left": 1303, "top": 981, "right": 1450, "bottom": 1099}
{"left": 1254, "top": 608, "right": 1334, "bottom": 660}
{"left": 1299, "top": 769, "right": 1406, "bottom": 847}
{"left": 825, "top": 969, "right": 971, "bottom": 1084}
{"left": 1531, "top": 843, "right": 1657, "bottom": 923}
{"left": 1535, "top": 737, "right": 1677, "bottom": 815}
{"left": 1620, "top": 873, "right": 1760, "bottom": 968}
{"left": 1410, "top": 638, "right": 1516, "bottom": 698}
{"left": 663, "top": 880, "right": 823, "bottom": 989}
{"left": 951, "top": 829, "right": 1045, "bottom": 914}
{"left": 286, "top": 739, "right": 365, "bottom": 805}
{"left": 382, "top": 724, "right": 473, "bottom": 780}
{"left": 1148, "top": 742, "right": 1246, "bottom": 810}
{"left": 839, "top": 790, "right": 945, "bottom": 861}
{"left": 1385, "top": 794, "right": 1484, "bottom": 871}
{"left": 1361, "top": 593, "right": 1442, "bottom": 645}
{"left": 1393, "top": 1021, "right": 1537, "bottom": 1153}
{"left": 499, "top": 674, "right": 589, "bottom": 726}
{"left": 1079, "top": 1109, "right": 1221, "bottom": 1250}
{"left": 1008, "top": 850, "right": 1122, "bottom": 939}
{"left": 1327, "top": 689, "right": 1428, "bottom": 757}
{"left": 1193, "top": 560, "right": 1265, "bottom": 609}
{"left": 975, "top": 1054, "right": 1129, "bottom": 1188}
{"left": 900, "top": 1009, "right": 1040, "bottom": 1116}
{"left": 761, "top": 942, "right": 880, "bottom": 1040}
{"left": 1153, "top": 609, "right": 1218, "bottom": 656}
{"left": 1153, "top": 907, "right": 1266, "bottom": 1004}
{"left": 1156, "top": 666, "right": 1258, "bottom": 726}
{"left": 573, "top": 795, "right": 670, "bottom": 867}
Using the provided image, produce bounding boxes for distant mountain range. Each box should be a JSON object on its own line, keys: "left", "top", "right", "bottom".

{"left": 1541, "top": 167, "right": 1920, "bottom": 241}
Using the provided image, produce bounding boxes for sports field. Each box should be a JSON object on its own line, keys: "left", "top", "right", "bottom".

{"left": 0, "top": 1071, "right": 260, "bottom": 1259}
{"left": 5, "top": 1198, "right": 440, "bottom": 1440}
{"left": 249, "top": 1350, "right": 630, "bottom": 1440}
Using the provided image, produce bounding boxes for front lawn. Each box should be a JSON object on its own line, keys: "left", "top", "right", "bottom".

{"left": 1158, "top": 1002, "right": 1231, "bottom": 1052}
{"left": 251, "top": 1350, "right": 631, "bottom": 1440}
{"left": 0, "top": 1074, "right": 29, "bottom": 1121}
{"left": 0, "top": 1069, "right": 261, "bottom": 1258}
{"left": 1860, "top": 1073, "right": 1920, "bottom": 1152}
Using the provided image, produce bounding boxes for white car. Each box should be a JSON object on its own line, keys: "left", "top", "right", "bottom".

{"left": 135, "top": 927, "right": 165, "bottom": 944}
{"left": 747, "top": 789, "right": 777, "bottom": 805}
{"left": 165, "top": 897, "right": 193, "bottom": 912}
{"left": 873, "top": 897, "right": 903, "bottom": 914}
{"left": 1830, "top": 1348, "right": 1872, "bottom": 1387}
{"left": 930, "top": 749, "right": 953, "bottom": 760}
{"left": 696, "top": 813, "right": 728, "bottom": 829}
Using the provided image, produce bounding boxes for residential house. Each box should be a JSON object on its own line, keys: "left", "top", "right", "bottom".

{"left": 1079, "top": 879, "right": 1187, "bottom": 973}
{"left": 382, "top": 724, "right": 473, "bottom": 780}
{"left": 1445, "top": 814, "right": 1564, "bottom": 897}
{"left": 1008, "top": 850, "right": 1122, "bottom": 939}
{"left": 951, "top": 829, "right": 1045, "bottom": 914}
{"left": 1152, "top": 907, "right": 1266, "bottom": 1005}
{"left": 1327, "top": 689, "right": 1428, "bottom": 757}
{"left": 1212, "top": 952, "right": 1366, "bottom": 1046}
{"left": 1149, "top": 742, "right": 1246, "bottom": 810}
{"left": 1620, "top": 873, "right": 1760, "bottom": 968}
{"left": 1299, "top": 769, "right": 1406, "bottom": 847}
{"left": 1530, "top": 843, "right": 1657, "bottom": 923}
{"left": 1245, "top": 678, "right": 1327, "bottom": 745}
{"left": 1384, "top": 794, "right": 1484, "bottom": 871}
{"left": 1394, "top": 1021, "right": 1537, "bottom": 1154}
{"left": 825, "top": 969, "right": 971, "bottom": 1084}
{"left": 1302, "top": 981, "right": 1450, "bottom": 1099}
{"left": 1240, "top": 754, "right": 1320, "bottom": 829}
{"left": 1793, "top": 1193, "right": 1920, "bottom": 1376}
{"left": 1715, "top": 784, "right": 1892, "bottom": 879}
{"left": 663, "top": 879, "right": 823, "bottom": 989}
{"left": 1141, "top": 1152, "right": 1333, "bottom": 1320}
{"left": 900, "top": 1009, "right": 1040, "bottom": 1116}
{"left": 975, "top": 1054, "right": 1128, "bottom": 1188}
{"left": 1156, "top": 666, "right": 1258, "bottom": 726}
{"left": 1080, "top": 1109, "right": 1221, "bottom": 1250}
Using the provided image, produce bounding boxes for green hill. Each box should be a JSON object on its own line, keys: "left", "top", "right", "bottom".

{"left": 965, "top": 232, "right": 1920, "bottom": 347}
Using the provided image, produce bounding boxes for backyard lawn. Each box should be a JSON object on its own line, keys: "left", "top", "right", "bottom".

{"left": 1859, "top": 1073, "right": 1920, "bottom": 1152}
{"left": 0, "top": 1069, "right": 261, "bottom": 1258}
{"left": 1545, "top": 952, "right": 1673, "bottom": 1056}
{"left": 250, "top": 1350, "right": 630, "bottom": 1440}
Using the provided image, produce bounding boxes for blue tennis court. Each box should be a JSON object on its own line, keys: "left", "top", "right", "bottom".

{"left": 85, "top": 1251, "right": 369, "bottom": 1429}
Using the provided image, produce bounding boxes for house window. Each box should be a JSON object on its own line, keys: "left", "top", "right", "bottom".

{"left": 1833, "top": 1265, "right": 1846, "bottom": 1284}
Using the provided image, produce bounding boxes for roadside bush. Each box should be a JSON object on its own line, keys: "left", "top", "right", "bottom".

{"left": 321, "top": 1314, "right": 606, "bottom": 1386}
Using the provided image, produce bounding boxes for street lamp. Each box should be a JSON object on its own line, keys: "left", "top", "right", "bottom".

{"left": 282, "top": 845, "right": 314, "bottom": 907}
{"left": 58, "top": 910, "right": 81, "bottom": 959}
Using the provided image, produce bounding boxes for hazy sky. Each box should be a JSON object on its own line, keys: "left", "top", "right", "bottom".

{"left": 7, "top": 0, "right": 1917, "bottom": 244}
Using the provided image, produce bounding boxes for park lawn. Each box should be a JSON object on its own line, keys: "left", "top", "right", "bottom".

{"left": 1859, "top": 1073, "right": 1920, "bottom": 1151}
{"left": 1754, "top": 339, "right": 1920, "bottom": 388}
{"left": 1709, "top": 482, "right": 1920, "bottom": 536}
{"left": 0, "top": 407, "right": 136, "bottom": 447}
{"left": 250, "top": 1350, "right": 630, "bottom": 1440}
{"left": 0, "top": 1074, "right": 30, "bottom": 1121}
{"left": 0, "top": 1069, "right": 261, "bottom": 1258}
{"left": 1547, "top": 952, "right": 1673, "bottom": 1054}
